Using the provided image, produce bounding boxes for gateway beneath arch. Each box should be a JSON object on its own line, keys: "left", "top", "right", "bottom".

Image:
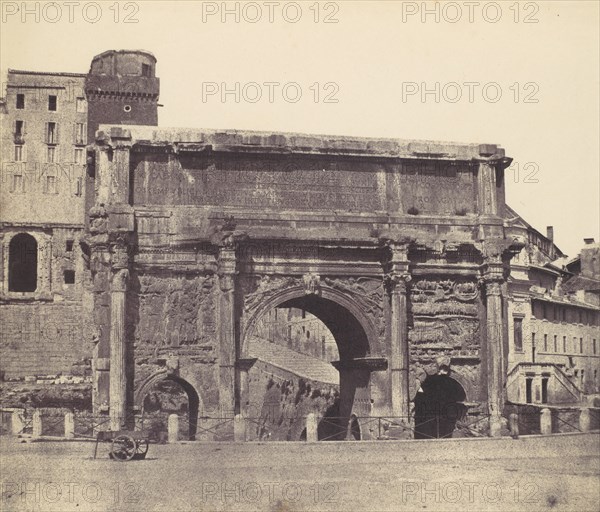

{"left": 87, "top": 126, "right": 521, "bottom": 438}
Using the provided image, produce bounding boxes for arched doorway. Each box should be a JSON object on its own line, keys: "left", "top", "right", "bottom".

{"left": 243, "top": 289, "right": 374, "bottom": 441}
{"left": 140, "top": 376, "right": 200, "bottom": 441}
{"left": 9, "top": 233, "right": 37, "bottom": 292}
{"left": 413, "top": 375, "right": 466, "bottom": 439}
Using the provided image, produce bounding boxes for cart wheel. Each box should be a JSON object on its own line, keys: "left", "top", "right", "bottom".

{"left": 133, "top": 439, "right": 149, "bottom": 459}
{"left": 110, "top": 435, "right": 136, "bottom": 461}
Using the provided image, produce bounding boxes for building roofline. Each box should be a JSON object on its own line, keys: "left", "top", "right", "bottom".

{"left": 98, "top": 124, "right": 509, "bottom": 161}
{"left": 529, "top": 293, "right": 600, "bottom": 311}
{"left": 91, "top": 49, "right": 157, "bottom": 62}
{"left": 505, "top": 204, "right": 565, "bottom": 258}
{"left": 7, "top": 69, "right": 87, "bottom": 78}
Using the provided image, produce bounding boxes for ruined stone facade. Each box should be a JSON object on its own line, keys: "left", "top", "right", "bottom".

{"left": 88, "top": 125, "right": 522, "bottom": 437}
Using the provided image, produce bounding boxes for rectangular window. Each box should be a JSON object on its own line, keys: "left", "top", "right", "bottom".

{"left": 45, "top": 175, "right": 57, "bottom": 194}
{"left": 66, "top": 240, "right": 74, "bottom": 252}
{"left": 47, "top": 146, "right": 56, "bottom": 163}
{"left": 593, "top": 339, "right": 597, "bottom": 355}
{"left": 48, "top": 95, "right": 57, "bottom": 111}
{"left": 563, "top": 336, "right": 567, "bottom": 353}
{"left": 14, "top": 145, "right": 23, "bottom": 162}
{"left": 74, "top": 148, "right": 84, "bottom": 164}
{"left": 47, "top": 122, "right": 58, "bottom": 144}
{"left": 513, "top": 318, "right": 523, "bottom": 352}
{"left": 541, "top": 378, "right": 548, "bottom": 404}
{"left": 16, "top": 93, "right": 25, "bottom": 109}
{"left": 11, "top": 174, "right": 24, "bottom": 193}
{"left": 580, "top": 337, "right": 583, "bottom": 354}
{"left": 76, "top": 97, "right": 86, "bottom": 113}
{"left": 543, "top": 334, "right": 548, "bottom": 352}
{"left": 142, "top": 63, "right": 151, "bottom": 77}
{"left": 554, "top": 335, "right": 558, "bottom": 352}
{"left": 75, "top": 123, "right": 85, "bottom": 144}
{"left": 525, "top": 378, "right": 533, "bottom": 404}
{"left": 64, "top": 270, "right": 75, "bottom": 284}
{"left": 15, "top": 120, "right": 24, "bottom": 136}
{"left": 542, "top": 304, "right": 547, "bottom": 319}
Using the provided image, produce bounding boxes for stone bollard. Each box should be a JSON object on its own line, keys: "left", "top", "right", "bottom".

{"left": 540, "top": 408, "right": 552, "bottom": 435}
{"left": 64, "top": 412, "right": 75, "bottom": 439}
{"left": 489, "top": 414, "right": 502, "bottom": 437}
{"left": 11, "top": 410, "right": 24, "bottom": 435}
{"left": 168, "top": 414, "right": 179, "bottom": 443}
{"left": 509, "top": 413, "right": 519, "bottom": 438}
{"left": 32, "top": 410, "right": 42, "bottom": 438}
{"left": 579, "top": 408, "right": 591, "bottom": 433}
{"left": 306, "top": 413, "right": 318, "bottom": 442}
{"left": 234, "top": 414, "right": 246, "bottom": 442}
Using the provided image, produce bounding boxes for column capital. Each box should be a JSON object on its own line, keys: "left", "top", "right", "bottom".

{"left": 379, "top": 236, "right": 413, "bottom": 259}
{"left": 109, "top": 236, "right": 131, "bottom": 270}
{"left": 384, "top": 272, "right": 412, "bottom": 295}
{"left": 111, "top": 269, "right": 129, "bottom": 292}
{"left": 479, "top": 278, "right": 502, "bottom": 296}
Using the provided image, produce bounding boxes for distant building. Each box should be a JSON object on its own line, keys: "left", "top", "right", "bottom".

{"left": 506, "top": 214, "right": 600, "bottom": 405}
{"left": 0, "top": 69, "right": 89, "bottom": 379}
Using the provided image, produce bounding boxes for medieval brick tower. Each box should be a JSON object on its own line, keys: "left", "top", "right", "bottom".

{"left": 84, "top": 49, "right": 160, "bottom": 143}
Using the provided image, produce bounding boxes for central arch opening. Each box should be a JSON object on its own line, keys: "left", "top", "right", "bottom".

{"left": 413, "top": 375, "right": 466, "bottom": 439}
{"left": 245, "top": 293, "right": 371, "bottom": 441}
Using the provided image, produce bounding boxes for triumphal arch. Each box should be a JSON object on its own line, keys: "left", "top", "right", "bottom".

{"left": 87, "top": 125, "right": 521, "bottom": 438}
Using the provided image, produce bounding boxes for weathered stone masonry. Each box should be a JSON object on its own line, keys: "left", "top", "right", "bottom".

{"left": 89, "top": 125, "right": 522, "bottom": 437}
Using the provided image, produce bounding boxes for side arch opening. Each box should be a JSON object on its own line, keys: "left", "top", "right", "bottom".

{"left": 140, "top": 375, "right": 200, "bottom": 441}
{"left": 413, "top": 375, "right": 467, "bottom": 439}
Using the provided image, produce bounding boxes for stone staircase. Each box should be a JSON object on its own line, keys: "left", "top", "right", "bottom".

{"left": 248, "top": 336, "right": 339, "bottom": 385}
{"left": 506, "top": 362, "right": 583, "bottom": 404}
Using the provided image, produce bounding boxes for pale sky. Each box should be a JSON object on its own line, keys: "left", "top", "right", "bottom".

{"left": 1, "top": 0, "right": 598, "bottom": 258}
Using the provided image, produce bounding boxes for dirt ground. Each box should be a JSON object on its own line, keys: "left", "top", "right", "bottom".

{"left": 1, "top": 433, "right": 598, "bottom": 512}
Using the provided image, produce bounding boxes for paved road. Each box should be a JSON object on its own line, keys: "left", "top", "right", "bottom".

{"left": 1, "top": 433, "right": 598, "bottom": 512}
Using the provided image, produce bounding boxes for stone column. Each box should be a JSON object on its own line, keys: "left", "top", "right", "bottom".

{"left": 482, "top": 275, "right": 505, "bottom": 436}
{"left": 109, "top": 268, "right": 129, "bottom": 431}
{"left": 218, "top": 246, "right": 238, "bottom": 417}
{"left": 386, "top": 242, "right": 411, "bottom": 419}
{"left": 390, "top": 275, "right": 411, "bottom": 418}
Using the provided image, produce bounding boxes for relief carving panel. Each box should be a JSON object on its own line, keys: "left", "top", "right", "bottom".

{"left": 409, "top": 277, "right": 480, "bottom": 363}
